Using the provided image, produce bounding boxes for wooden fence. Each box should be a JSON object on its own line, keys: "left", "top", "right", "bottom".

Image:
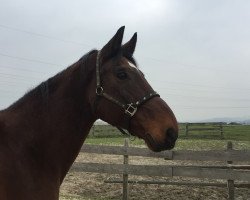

{"left": 89, "top": 123, "right": 226, "bottom": 139}
{"left": 181, "top": 122, "right": 224, "bottom": 139}
{"left": 71, "top": 140, "right": 250, "bottom": 200}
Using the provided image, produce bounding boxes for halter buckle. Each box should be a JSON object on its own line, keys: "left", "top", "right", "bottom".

{"left": 125, "top": 103, "right": 137, "bottom": 117}
{"left": 96, "top": 86, "right": 104, "bottom": 95}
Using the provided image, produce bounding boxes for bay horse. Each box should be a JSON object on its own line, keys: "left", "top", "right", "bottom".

{"left": 0, "top": 26, "right": 178, "bottom": 200}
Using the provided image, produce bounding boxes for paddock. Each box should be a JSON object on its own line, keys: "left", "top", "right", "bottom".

{"left": 60, "top": 139, "right": 250, "bottom": 200}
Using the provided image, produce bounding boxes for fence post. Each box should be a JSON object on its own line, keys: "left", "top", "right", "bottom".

{"left": 185, "top": 123, "right": 189, "bottom": 136}
{"left": 220, "top": 123, "right": 224, "bottom": 139}
{"left": 227, "top": 141, "right": 234, "bottom": 200}
{"left": 92, "top": 125, "right": 95, "bottom": 137}
{"left": 123, "top": 138, "right": 129, "bottom": 200}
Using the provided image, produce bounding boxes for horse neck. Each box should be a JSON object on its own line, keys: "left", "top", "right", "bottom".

{"left": 6, "top": 59, "right": 97, "bottom": 183}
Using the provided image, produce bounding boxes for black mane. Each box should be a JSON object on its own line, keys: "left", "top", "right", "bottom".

{"left": 6, "top": 50, "right": 98, "bottom": 111}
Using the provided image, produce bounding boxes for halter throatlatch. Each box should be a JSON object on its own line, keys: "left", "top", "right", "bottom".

{"left": 95, "top": 51, "right": 160, "bottom": 135}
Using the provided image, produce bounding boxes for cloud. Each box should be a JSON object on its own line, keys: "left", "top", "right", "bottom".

{"left": 0, "top": 0, "right": 249, "bottom": 121}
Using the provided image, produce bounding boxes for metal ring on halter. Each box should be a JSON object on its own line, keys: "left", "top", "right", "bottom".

{"left": 96, "top": 86, "right": 104, "bottom": 95}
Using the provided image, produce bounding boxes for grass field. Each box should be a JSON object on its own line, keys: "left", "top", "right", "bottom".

{"left": 86, "top": 124, "right": 250, "bottom": 150}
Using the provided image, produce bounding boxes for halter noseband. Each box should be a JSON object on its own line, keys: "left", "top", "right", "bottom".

{"left": 95, "top": 51, "right": 160, "bottom": 133}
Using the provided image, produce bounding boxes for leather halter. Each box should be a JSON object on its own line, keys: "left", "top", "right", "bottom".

{"left": 95, "top": 51, "right": 160, "bottom": 134}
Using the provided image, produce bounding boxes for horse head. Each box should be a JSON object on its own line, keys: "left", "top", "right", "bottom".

{"left": 90, "top": 26, "right": 178, "bottom": 152}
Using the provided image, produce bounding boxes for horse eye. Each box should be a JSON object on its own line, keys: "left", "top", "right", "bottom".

{"left": 117, "top": 71, "right": 127, "bottom": 80}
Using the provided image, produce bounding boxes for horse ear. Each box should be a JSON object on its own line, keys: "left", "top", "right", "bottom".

{"left": 100, "top": 26, "right": 125, "bottom": 62}
{"left": 122, "top": 32, "right": 137, "bottom": 57}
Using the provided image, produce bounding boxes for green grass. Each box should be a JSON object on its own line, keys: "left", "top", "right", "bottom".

{"left": 178, "top": 124, "right": 250, "bottom": 141}
{"left": 89, "top": 124, "right": 250, "bottom": 141}
{"left": 86, "top": 124, "right": 250, "bottom": 150}
{"left": 85, "top": 137, "right": 250, "bottom": 150}
{"left": 223, "top": 125, "right": 250, "bottom": 140}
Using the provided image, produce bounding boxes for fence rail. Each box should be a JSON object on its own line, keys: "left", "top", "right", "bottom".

{"left": 71, "top": 163, "right": 250, "bottom": 181}
{"left": 72, "top": 140, "right": 250, "bottom": 200}
{"left": 80, "top": 144, "right": 250, "bottom": 162}
{"left": 183, "top": 122, "right": 224, "bottom": 138}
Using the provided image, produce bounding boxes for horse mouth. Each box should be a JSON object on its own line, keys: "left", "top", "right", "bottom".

{"left": 144, "top": 133, "right": 175, "bottom": 152}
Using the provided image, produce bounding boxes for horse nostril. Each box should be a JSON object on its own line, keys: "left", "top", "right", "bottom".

{"left": 166, "top": 128, "right": 178, "bottom": 143}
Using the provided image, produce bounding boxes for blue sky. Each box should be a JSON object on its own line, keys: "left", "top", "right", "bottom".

{"left": 0, "top": 0, "right": 250, "bottom": 121}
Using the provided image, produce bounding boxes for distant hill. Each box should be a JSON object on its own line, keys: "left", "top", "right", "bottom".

{"left": 194, "top": 117, "right": 250, "bottom": 125}
{"left": 242, "top": 119, "right": 250, "bottom": 125}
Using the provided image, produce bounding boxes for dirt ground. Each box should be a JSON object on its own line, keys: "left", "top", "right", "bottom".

{"left": 60, "top": 153, "right": 250, "bottom": 200}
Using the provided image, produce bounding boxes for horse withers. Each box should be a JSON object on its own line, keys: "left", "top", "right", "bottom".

{"left": 0, "top": 26, "right": 178, "bottom": 200}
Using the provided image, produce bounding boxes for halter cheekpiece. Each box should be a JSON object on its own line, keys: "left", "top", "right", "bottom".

{"left": 95, "top": 51, "right": 159, "bottom": 135}
{"left": 95, "top": 51, "right": 160, "bottom": 117}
